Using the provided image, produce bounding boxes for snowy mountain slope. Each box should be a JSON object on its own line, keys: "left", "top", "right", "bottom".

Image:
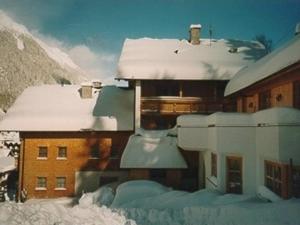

{"left": 0, "top": 109, "right": 4, "bottom": 120}
{"left": 0, "top": 11, "right": 87, "bottom": 110}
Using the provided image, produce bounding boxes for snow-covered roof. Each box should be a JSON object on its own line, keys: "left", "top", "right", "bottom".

{"left": 117, "top": 38, "right": 265, "bottom": 80}
{"left": 0, "top": 85, "right": 134, "bottom": 131}
{"left": 177, "top": 107, "right": 300, "bottom": 127}
{"left": 120, "top": 129, "right": 187, "bottom": 168}
{"left": 253, "top": 107, "right": 300, "bottom": 125}
{"left": 190, "top": 24, "right": 202, "bottom": 29}
{"left": 225, "top": 35, "right": 300, "bottom": 96}
{"left": 206, "top": 112, "right": 254, "bottom": 126}
{"left": 0, "top": 156, "right": 15, "bottom": 173}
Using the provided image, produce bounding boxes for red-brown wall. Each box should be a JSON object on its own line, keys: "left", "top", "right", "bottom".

{"left": 20, "top": 131, "right": 132, "bottom": 199}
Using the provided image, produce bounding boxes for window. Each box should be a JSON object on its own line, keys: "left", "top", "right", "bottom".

{"left": 265, "top": 160, "right": 289, "bottom": 198}
{"left": 36, "top": 177, "right": 47, "bottom": 189}
{"left": 38, "top": 146, "right": 48, "bottom": 158}
{"left": 150, "top": 169, "right": 167, "bottom": 185}
{"left": 211, "top": 153, "right": 217, "bottom": 177}
{"left": 56, "top": 177, "right": 66, "bottom": 189}
{"left": 259, "top": 90, "right": 271, "bottom": 110}
{"left": 57, "top": 147, "right": 67, "bottom": 159}
{"left": 226, "top": 156, "right": 243, "bottom": 194}
{"left": 90, "top": 144, "right": 100, "bottom": 158}
{"left": 110, "top": 145, "right": 119, "bottom": 158}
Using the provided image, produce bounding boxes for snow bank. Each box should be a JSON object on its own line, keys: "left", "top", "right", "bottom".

{"left": 111, "top": 180, "right": 170, "bottom": 208}
{"left": 111, "top": 181, "right": 252, "bottom": 210}
{"left": 79, "top": 186, "right": 115, "bottom": 208}
{"left": 119, "top": 198, "right": 300, "bottom": 225}
{"left": 1, "top": 180, "right": 300, "bottom": 225}
{"left": 0, "top": 201, "right": 135, "bottom": 225}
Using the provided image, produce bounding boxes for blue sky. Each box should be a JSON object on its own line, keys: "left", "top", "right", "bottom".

{"left": 0, "top": 0, "right": 300, "bottom": 82}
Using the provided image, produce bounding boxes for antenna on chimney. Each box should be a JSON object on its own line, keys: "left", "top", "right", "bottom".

{"left": 209, "top": 24, "right": 213, "bottom": 46}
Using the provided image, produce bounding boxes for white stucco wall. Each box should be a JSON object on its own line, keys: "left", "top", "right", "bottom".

{"left": 135, "top": 80, "right": 141, "bottom": 130}
{"left": 178, "top": 108, "right": 300, "bottom": 196}
{"left": 203, "top": 126, "right": 256, "bottom": 195}
{"left": 278, "top": 126, "right": 300, "bottom": 165}
{"left": 177, "top": 127, "right": 208, "bottom": 151}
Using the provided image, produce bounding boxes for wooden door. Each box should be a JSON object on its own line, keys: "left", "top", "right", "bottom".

{"left": 226, "top": 156, "right": 243, "bottom": 194}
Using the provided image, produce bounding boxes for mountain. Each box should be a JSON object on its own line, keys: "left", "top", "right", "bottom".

{"left": 0, "top": 11, "right": 87, "bottom": 110}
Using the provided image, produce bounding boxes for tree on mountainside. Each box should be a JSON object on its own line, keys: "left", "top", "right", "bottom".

{"left": 253, "top": 34, "right": 273, "bottom": 54}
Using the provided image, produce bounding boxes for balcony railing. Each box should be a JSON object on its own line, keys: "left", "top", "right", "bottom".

{"left": 141, "top": 96, "right": 224, "bottom": 115}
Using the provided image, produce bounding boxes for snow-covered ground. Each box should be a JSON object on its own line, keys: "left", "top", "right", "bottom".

{"left": 0, "top": 180, "right": 300, "bottom": 225}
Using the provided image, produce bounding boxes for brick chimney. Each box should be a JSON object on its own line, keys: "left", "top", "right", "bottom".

{"left": 80, "top": 82, "right": 93, "bottom": 99}
{"left": 189, "top": 24, "right": 201, "bottom": 45}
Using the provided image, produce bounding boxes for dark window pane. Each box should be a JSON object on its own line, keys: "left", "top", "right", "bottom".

{"left": 58, "top": 147, "right": 67, "bottom": 158}
{"left": 38, "top": 147, "right": 48, "bottom": 158}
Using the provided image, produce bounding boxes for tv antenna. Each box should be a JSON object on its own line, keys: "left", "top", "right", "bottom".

{"left": 209, "top": 24, "right": 213, "bottom": 46}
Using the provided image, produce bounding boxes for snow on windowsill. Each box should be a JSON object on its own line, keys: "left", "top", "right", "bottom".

{"left": 88, "top": 157, "right": 100, "bottom": 160}
{"left": 35, "top": 187, "right": 47, "bottom": 191}
{"left": 54, "top": 188, "right": 67, "bottom": 191}
{"left": 56, "top": 157, "right": 67, "bottom": 160}
{"left": 36, "top": 157, "right": 47, "bottom": 160}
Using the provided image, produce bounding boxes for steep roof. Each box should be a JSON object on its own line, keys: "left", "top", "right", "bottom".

{"left": 117, "top": 38, "right": 265, "bottom": 80}
{"left": 0, "top": 85, "right": 134, "bottom": 131}
{"left": 120, "top": 129, "right": 187, "bottom": 168}
{"left": 225, "top": 35, "right": 300, "bottom": 96}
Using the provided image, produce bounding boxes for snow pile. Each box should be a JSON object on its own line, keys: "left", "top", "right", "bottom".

{"left": 111, "top": 180, "right": 170, "bottom": 208}
{"left": 111, "top": 181, "right": 253, "bottom": 209}
{"left": 120, "top": 129, "right": 187, "bottom": 168}
{"left": 0, "top": 201, "right": 136, "bottom": 225}
{"left": 79, "top": 186, "right": 115, "bottom": 208}
{"left": 0, "top": 85, "right": 134, "bottom": 131}
{"left": 117, "top": 38, "right": 266, "bottom": 80}
{"left": 1, "top": 180, "right": 300, "bottom": 225}
{"left": 120, "top": 199, "right": 300, "bottom": 225}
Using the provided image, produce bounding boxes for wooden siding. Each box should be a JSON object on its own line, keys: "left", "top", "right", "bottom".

{"left": 141, "top": 97, "right": 224, "bottom": 115}
{"left": 233, "top": 62, "right": 300, "bottom": 113}
{"left": 20, "top": 131, "right": 132, "bottom": 199}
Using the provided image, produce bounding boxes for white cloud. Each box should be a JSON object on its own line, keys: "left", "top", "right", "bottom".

{"left": 0, "top": 8, "right": 121, "bottom": 85}
{"left": 67, "top": 45, "right": 117, "bottom": 83}
{"left": 32, "top": 31, "right": 119, "bottom": 85}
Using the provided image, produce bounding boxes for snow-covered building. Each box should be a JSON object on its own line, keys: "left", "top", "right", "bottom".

{"left": 0, "top": 84, "right": 134, "bottom": 199}
{"left": 225, "top": 33, "right": 300, "bottom": 112}
{"left": 117, "top": 26, "right": 265, "bottom": 129}
{"left": 116, "top": 25, "right": 265, "bottom": 190}
{"left": 178, "top": 28, "right": 300, "bottom": 198}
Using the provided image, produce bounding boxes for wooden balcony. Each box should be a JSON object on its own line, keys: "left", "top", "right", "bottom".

{"left": 141, "top": 96, "right": 224, "bottom": 115}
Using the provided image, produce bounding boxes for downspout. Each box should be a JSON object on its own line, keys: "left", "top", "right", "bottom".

{"left": 17, "top": 137, "right": 24, "bottom": 202}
